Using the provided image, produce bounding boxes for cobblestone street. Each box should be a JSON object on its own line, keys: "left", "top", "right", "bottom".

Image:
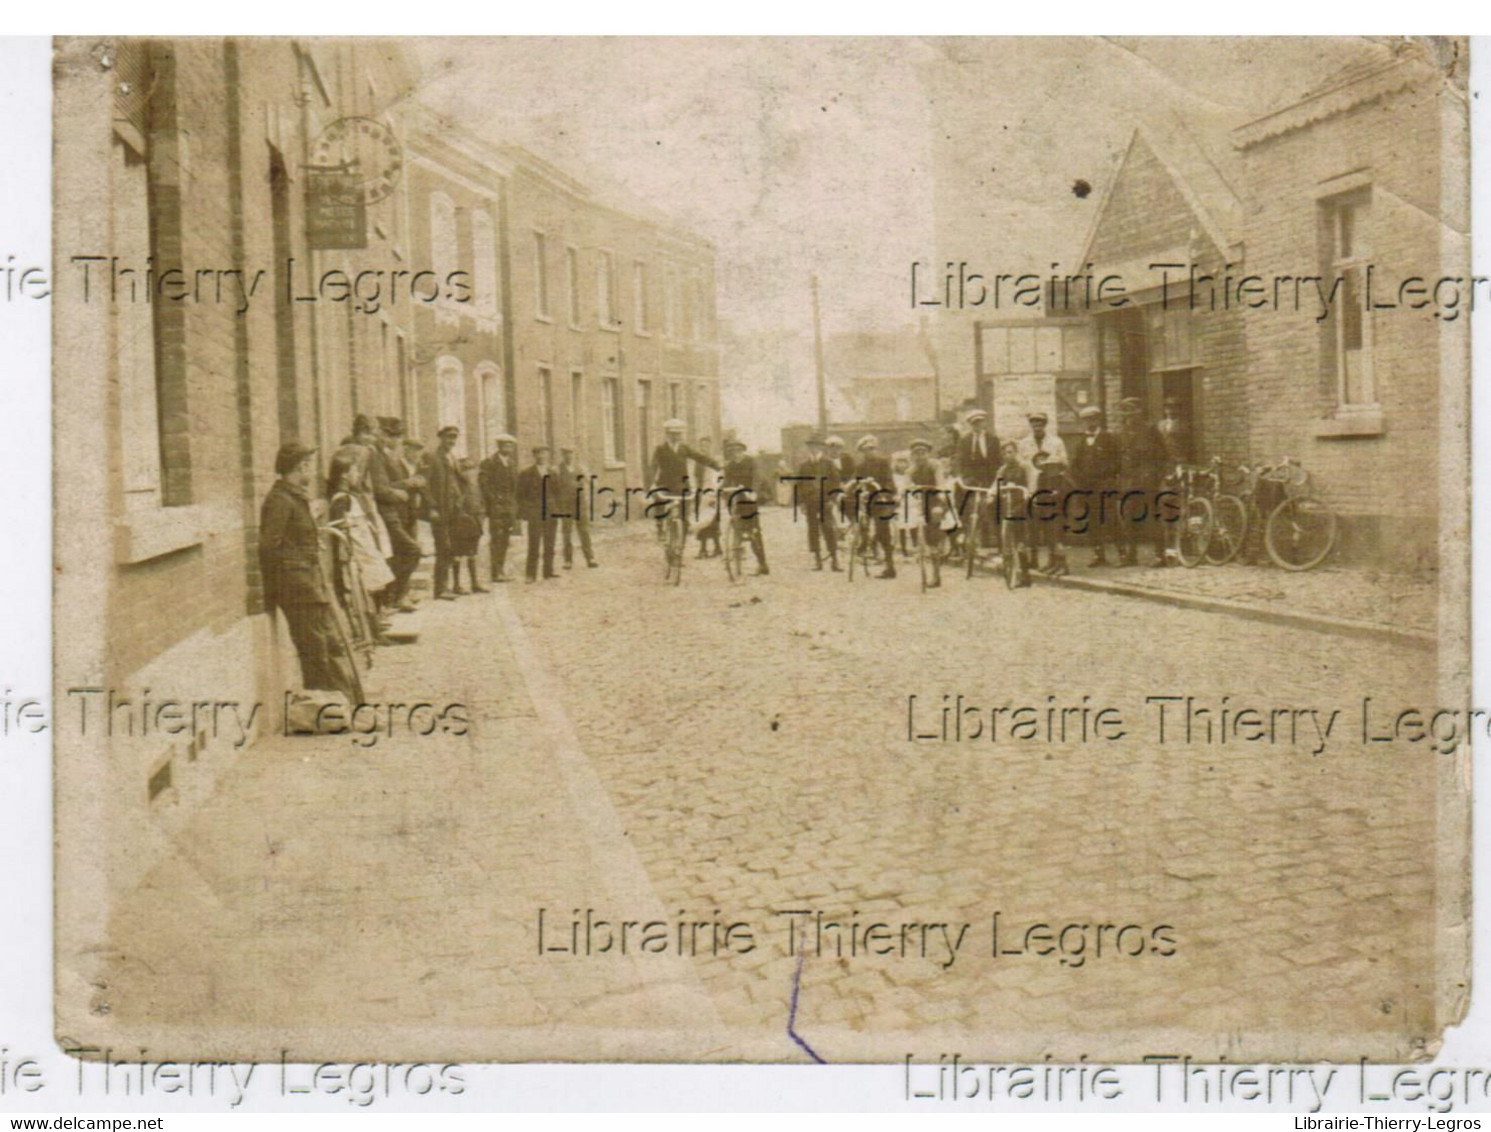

{"left": 99, "top": 507, "right": 1451, "bottom": 1064}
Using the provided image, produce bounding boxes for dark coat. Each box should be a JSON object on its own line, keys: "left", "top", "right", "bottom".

{"left": 955, "top": 430, "right": 1003, "bottom": 486}
{"left": 1117, "top": 422, "right": 1166, "bottom": 489}
{"left": 516, "top": 465, "right": 563, "bottom": 524}
{"left": 420, "top": 446, "right": 462, "bottom": 523}
{"left": 478, "top": 453, "right": 518, "bottom": 521}
{"left": 1070, "top": 429, "right": 1121, "bottom": 491}
{"left": 650, "top": 442, "right": 717, "bottom": 497}
{"left": 258, "top": 479, "right": 326, "bottom": 608}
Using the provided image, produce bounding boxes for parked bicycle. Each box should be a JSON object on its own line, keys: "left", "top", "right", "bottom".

{"left": 1164, "top": 463, "right": 1218, "bottom": 569}
{"left": 1206, "top": 457, "right": 1338, "bottom": 571}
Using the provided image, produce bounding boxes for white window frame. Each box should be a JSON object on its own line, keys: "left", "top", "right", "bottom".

{"left": 597, "top": 248, "right": 619, "bottom": 330}
{"left": 566, "top": 244, "right": 582, "bottom": 328}
{"left": 632, "top": 259, "right": 650, "bottom": 335}
{"left": 1324, "top": 190, "right": 1376, "bottom": 411}
{"left": 471, "top": 209, "right": 499, "bottom": 320}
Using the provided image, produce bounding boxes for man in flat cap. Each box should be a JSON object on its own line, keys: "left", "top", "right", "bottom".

{"left": 1070, "top": 404, "right": 1121, "bottom": 567}
{"left": 517, "top": 444, "right": 562, "bottom": 582}
{"left": 794, "top": 434, "right": 841, "bottom": 571}
{"left": 1016, "top": 411, "right": 1072, "bottom": 575}
{"left": 720, "top": 437, "right": 768, "bottom": 575}
{"left": 954, "top": 407, "right": 1002, "bottom": 553}
{"left": 648, "top": 418, "right": 718, "bottom": 543}
{"left": 852, "top": 434, "right": 897, "bottom": 579}
{"left": 479, "top": 432, "right": 519, "bottom": 582}
{"left": 421, "top": 425, "right": 463, "bottom": 599}
{"left": 259, "top": 441, "right": 357, "bottom": 704}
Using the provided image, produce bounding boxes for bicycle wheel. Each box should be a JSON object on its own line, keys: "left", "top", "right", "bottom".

{"left": 1174, "top": 495, "right": 1214, "bottom": 568}
{"left": 724, "top": 523, "right": 744, "bottom": 583}
{"left": 1001, "top": 521, "right": 1019, "bottom": 589}
{"left": 1205, "top": 494, "right": 1248, "bottom": 565}
{"left": 666, "top": 518, "right": 685, "bottom": 584}
{"left": 1265, "top": 496, "right": 1337, "bottom": 571}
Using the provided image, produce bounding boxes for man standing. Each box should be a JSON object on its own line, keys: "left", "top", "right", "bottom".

{"left": 954, "top": 408, "right": 1001, "bottom": 546}
{"left": 479, "top": 432, "right": 519, "bottom": 583}
{"left": 721, "top": 436, "right": 768, "bottom": 575}
{"left": 1157, "top": 395, "right": 1193, "bottom": 468}
{"left": 517, "top": 444, "right": 562, "bottom": 583}
{"left": 259, "top": 442, "right": 357, "bottom": 705}
{"left": 793, "top": 435, "right": 840, "bottom": 572}
{"left": 1070, "top": 405, "right": 1121, "bottom": 567}
{"left": 1115, "top": 397, "right": 1167, "bottom": 567}
{"left": 421, "top": 425, "right": 463, "bottom": 600}
{"left": 558, "top": 444, "right": 598, "bottom": 569}
{"left": 648, "top": 418, "right": 718, "bottom": 538}
{"left": 1016, "top": 411, "right": 1072, "bottom": 575}
{"left": 371, "top": 417, "right": 422, "bottom": 611}
{"left": 852, "top": 434, "right": 897, "bottom": 579}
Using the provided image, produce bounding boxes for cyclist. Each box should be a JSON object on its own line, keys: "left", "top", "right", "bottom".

{"left": 851, "top": 434, "right": 897, "bottom": 580}
{"left": 721, "top": 437, "right": 768, "bottom": 576}
{"left": 906, "top": 438, "right": 946, "bottom": 588}
{"left": 647, "top": 418, "right": 718, "bottom": 540}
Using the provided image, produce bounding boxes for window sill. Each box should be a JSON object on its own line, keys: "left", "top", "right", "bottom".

{"left": 598, "top": 323, "right": 623, "bottom": 334}
{"left": 1312, "top": 409, "right": 1384, "bottom": 438}
{"left": 603, "top": 460, "right": 627, "bottom": 471}
{"left": 534, "top": 313, "right": 554, "bottom": 325}
{"left": 115, "top": 503, "right": 212, "bottom": 564}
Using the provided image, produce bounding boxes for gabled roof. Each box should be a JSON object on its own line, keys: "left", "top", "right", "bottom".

{"left": 1077, "top": 108, "right": 1246, "bottom": 270}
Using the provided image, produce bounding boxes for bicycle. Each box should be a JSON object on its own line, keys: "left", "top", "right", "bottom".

{"left": 906, "top": 484, "right": 951, "bottom": 593}
{"left": 951, "top": 479, "right": 999, "bottom": 580}
{"left": 719, "top": 487, "right": 756, "bottom": 584}
{"left": 1163, "top": 463, "right": 1216, "bottom": 569}
{"left": 654, "top": 492, "right": 688, "bottom": 585}
{"left": 1206, "top": 457, "right": 1338, "bottom": 571}
{"left": 843, "top": 477, "right": 883, "bottom": 583}
{"left": 996, "top": 480, "right": 1032, "bottom": 589}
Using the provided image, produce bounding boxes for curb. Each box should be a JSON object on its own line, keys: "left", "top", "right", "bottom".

{"left": 1034, "top": 570, "right": 1436, "bottom": 651}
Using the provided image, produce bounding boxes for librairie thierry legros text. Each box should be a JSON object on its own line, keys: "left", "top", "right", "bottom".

{"left": 906, "top": 694, "right": 1489, "bottom": 757}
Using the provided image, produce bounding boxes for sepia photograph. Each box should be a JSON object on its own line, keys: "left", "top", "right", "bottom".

{"left": 49, "top": 34, "right": 1472, "bottom": 1068}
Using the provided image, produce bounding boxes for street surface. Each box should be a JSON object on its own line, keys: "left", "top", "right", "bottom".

{"left": 95, "top": 507, "right": 1446, "bottom": 1063}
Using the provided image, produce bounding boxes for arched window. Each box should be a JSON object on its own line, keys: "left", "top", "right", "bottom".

{"left": 436, "top": 355, "right": 466, "bottom": 455}
{"left": 471, "top": 209, "right": 498, "bottom": 318}
{"left": 429, "top": 192, "right": 457, "bottom": 284}
{"left": 476, "top": 362, "right": 503, "bottom": 455}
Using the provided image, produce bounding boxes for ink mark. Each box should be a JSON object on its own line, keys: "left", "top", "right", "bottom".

{"left": 1072, "top": 178, "right": 1092, "bottom": 199}
{"left": 787, "top": 953, "right": 826, "bottom": 1064}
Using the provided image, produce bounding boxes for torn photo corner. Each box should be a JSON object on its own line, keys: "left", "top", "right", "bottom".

{"left": 52, "top": 35, "right": 1471, "bottom": 1064}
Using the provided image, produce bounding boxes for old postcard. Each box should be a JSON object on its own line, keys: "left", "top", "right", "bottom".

{"left": 52, "top": 35, "right": 1471, "bottom": 1065}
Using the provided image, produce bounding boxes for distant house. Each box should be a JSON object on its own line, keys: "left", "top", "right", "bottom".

{"left": 825, "top": 326, "right": 938, "bottom": 423}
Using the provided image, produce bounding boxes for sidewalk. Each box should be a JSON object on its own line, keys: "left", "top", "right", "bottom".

{"left": 1035, "top": 553, "right": 1438, "bottom": 649}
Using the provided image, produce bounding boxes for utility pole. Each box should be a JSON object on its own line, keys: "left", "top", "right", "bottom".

{"left": 811, "top": 274, "right": 827, "bottom": 431}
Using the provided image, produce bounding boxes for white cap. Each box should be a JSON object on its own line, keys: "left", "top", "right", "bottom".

{"left": 493, "top": 432, "right": 517, "bottom": 445}
{"left": 964, "top": 408, "right": 989, "bottom": 424}
{"left": 825, "top": 434, "right": 845, "bottom": 446}
{"left": 663, "top": 418, "right": 686, "bottom": 431}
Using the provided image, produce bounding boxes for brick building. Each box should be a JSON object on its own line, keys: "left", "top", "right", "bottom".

{"left": 53, "top": 37, "right": 720, "bottom": 962}
{"left": 970, "top": 43, "right": 1468, "bottom": 567}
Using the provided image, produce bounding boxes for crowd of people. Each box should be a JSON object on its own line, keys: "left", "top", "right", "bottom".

{"left": 255, "top": 400, "right": 1192, "bottom": 703}
{"left": 257, "top": 413, "right": 606, "bottom": 707}
{"left": 785, "top": 397, "right": 1194, "bottom": 586}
